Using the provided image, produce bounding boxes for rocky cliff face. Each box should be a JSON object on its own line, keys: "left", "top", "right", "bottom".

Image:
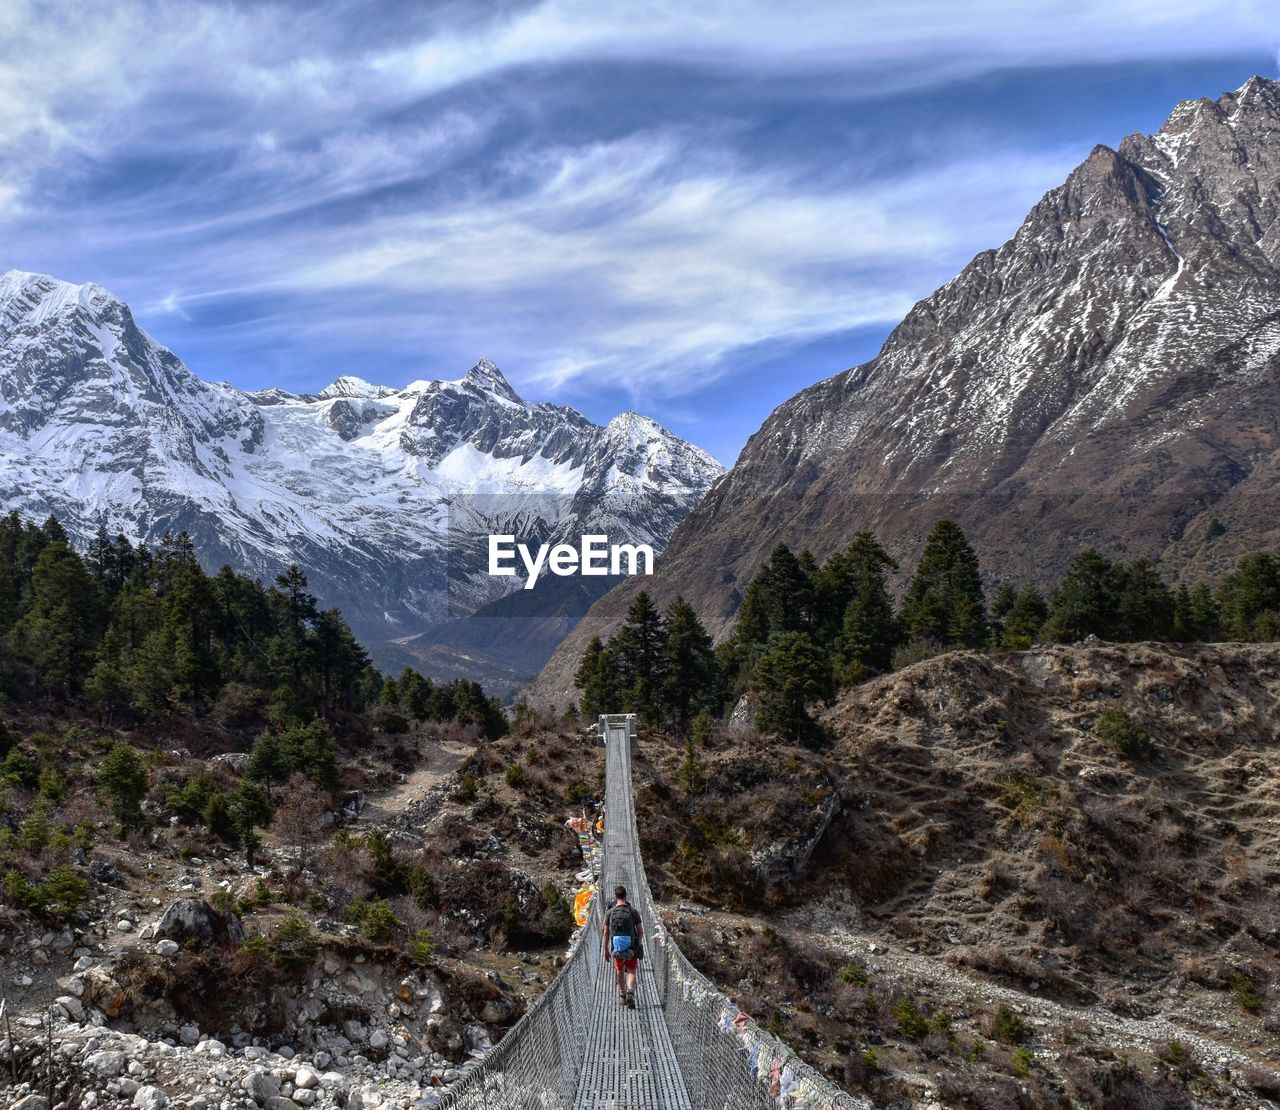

{"left": 0, "top": 272, "right": 722, "bottom": 691}
{"left": 529, "top": 76, "right": 1280, "bottom": 707}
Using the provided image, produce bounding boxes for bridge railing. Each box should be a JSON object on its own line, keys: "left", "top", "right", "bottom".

{"left": 438, "top": 715, "right": 866, "bottom": 1109}
{"left": 615, "top": 720, "right": 867, "bottom": 1110}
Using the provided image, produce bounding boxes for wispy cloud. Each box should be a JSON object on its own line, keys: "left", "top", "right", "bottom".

{"left": 0, "top": 0, "right": 1274, "bottom": 449}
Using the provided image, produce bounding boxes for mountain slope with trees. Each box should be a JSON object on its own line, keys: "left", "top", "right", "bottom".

{"left": 530, "top": 75, "right": 1280, "bottom": 708}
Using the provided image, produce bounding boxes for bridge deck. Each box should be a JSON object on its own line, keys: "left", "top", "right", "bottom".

{"left": 571, "top": 719, "right": 692, "bottom": 1109}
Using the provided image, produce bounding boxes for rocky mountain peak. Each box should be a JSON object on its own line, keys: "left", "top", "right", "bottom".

{"left": 317, "top": 375, "right": 395, "bottom": 401}
{"left": 460, "top": 358, "right": 522, "bottom": 403}
{"left": 527, "top": 74, "right": 1280, "bottom": 708}
{"left": 0, "top": 272, "right": 721, "bottom": 693}
{"left": 0, "top": 269, "right": 117, "bottom": 328}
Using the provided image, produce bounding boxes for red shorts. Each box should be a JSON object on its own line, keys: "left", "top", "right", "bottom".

{"left": 612, "top": 955, "right": 638, "bottom": 973}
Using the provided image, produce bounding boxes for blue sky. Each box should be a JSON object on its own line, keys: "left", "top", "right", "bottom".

{"left": 0, "top": 2, "right": 1275, "bottom": 464}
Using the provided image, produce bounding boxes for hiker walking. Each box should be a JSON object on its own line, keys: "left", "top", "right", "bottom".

{"left": 601, "top": 884, "right": 643, "bottom": 1008}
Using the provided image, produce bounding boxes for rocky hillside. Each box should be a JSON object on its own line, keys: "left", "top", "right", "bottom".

{"left": 0, "top": 700, "right": 605, "bottom": 1110}
{"left": 0, "top": 271, "right": 722, "bottom": 695}
{"left": 530, "top": 75, "right": 1280, "bottom": 707}
{"left": 631, "top": 640, "right": 1280, "bottom": 1105}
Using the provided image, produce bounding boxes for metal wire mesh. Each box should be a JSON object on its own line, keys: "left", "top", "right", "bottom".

{"left": 437, "top": 715, "right": 868, "bottom": 1110}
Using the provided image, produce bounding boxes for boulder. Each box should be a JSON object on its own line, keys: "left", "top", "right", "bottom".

{"left": 11, "top": 1097, "right": 50, "bottom": 1110}
{"left": 54, "top": 994, "right": 85, "bottom": 1022}
{"left": 242, "top": 1070, "right": 281, "bottom": 1103}
{"left": 84, "top": 1049, "right": 126, "bottom": 1078}
{"left": 88, "top": 859, "right": 122, "bottom": 886}
{"left": 193, "top": 1038, "right": 227, "bottom": 1057}
{"left": 155, "top": 898, "right": 245, "bottom": 948}
{"left": 132, "top": 1087, "right": 169, "bottom": 1110}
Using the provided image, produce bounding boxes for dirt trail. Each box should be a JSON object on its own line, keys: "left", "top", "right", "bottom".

{"left": 357, "top": 737, "right": 473, "bottom": 824}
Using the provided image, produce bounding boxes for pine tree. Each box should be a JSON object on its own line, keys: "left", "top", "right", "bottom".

{"left": 899, "top": 520, "right": 987, "bottom": 649}
{"left": 997, "top": 584, "right": 1048, "bottom": 649}
{"left": 126, "top": 628, "right": 177, "bottom": 715}
{"left": 1115, "top": 558, "right": 1175, "bottom": 641}
{"left": 612, "top": 591, "right": 666, "bottom": 724}
{"left": 1216, "top": 552, "right": 1280, "bottom": 641}
{"left": 756, "top": 544, "right": 816, "bottom": 636}
{"left": 228, "top": 782, "right": 273, "bottom": 868}
{"left": 245, "top": 731, "right": 290, "bottom": 796}
{"left": 85, "top": 627, "right": 130, "bottom": 724}
{"left": 14, "top": 541, "right": 104, "bottom": 690}
{"left": 677, "top": 733, "right": 706, "bottom": 795}
{"left": 750, "top": 631, "right": 834, "bottom": 746}
{"left": 660, "top": 597, "right": 721, "bottom": 732}
{"left": 1044, "top": 550, "right": 1120, "bottom": 642}
{"left": 690, "top": 708, "right": 714, "bottom": 749}
{"left": 574, "top": 636, "right": 620, "bottom": 719}
{"left": 96, "top": 742, "right": 149, "bottom": 832}
{"left": 1173, "top": 583, "right": 1221, "bottom": 642}
{"left": 829, "top": 533, "right": 899, "bottom": 682}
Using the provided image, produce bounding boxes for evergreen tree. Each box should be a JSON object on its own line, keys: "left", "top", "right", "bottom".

{"left": 228, "top": 782, "right": 273, "bottom": 867}
{"left": 611, "top": 591, "right": 666, "bottom": 723}
{"left": 14, "top": 541, "right": 104, "bottom": 690}
{"left": 1044, "top": 550, "right": 1120, "bottom": 642}
{"left": 85, "top": 627, "right": 129, "bottom": 724}
{"left": 997, "top": 584, "right": 1048, "bottom": 649}
{"left": 279, "top": 720, "right": 340, "bottom": 790}
{"left": 1173, "top": 583, "right": 1221, "bottom": 642}
{"left": 1216, "top": 552, "right": 1280, "bottom": 641}
{"left": 126, "top": 629, "right": 177, "bottom": 715}
{"left": 750, "top": 631, "right": 834, "bottom": 746}
{"left": 989, "top": 583, "right": 1018, "bottom": 646}
{"left": 829, "top": 533, "right": 899, "bottom": 682}
{"left": 245, "top": 731, "right": 290, "bottom": 796}
{"left": 166, "top": 558, "right": 222, "bottom": 700}
{"left": 574, "top": 636, "right": 620, "bottom": 719}
{"left": 660, "top": 597, "right": 721, "bottom": 732}
{"left": 755, "top": 544, "right": 816, "bottom": 636}
{"left": 1115, "top": 558, "right": 1175, "bottom": 641}
{"left": 690, "top": 708, "right": 714, "bottom": 749}
{"left": 269, "top": 565, "right": 319, "bottom": 690}
{"left": 96, "top": 741, "right": 149, "bottom": 832}
{"left": 677, "top": 733, "right": 706, "bottom": 795}
{"left": 899, "top": 520, "right": 987, "bottom": 649}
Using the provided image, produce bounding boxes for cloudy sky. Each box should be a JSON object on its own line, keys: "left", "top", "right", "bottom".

{"left": 0, "top": 2, "right": 1275, "bottom": 463}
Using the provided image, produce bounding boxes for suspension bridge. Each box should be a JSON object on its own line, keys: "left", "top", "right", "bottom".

{"left": 438, "top": 714, "right": 868, "bottom": 1110}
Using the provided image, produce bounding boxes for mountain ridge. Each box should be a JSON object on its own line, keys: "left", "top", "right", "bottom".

{"left": 0, "top": 270, "right": 723, "bottom": 692}
{"left": 527, "top": 74, "right": 1280, "bottom": 708}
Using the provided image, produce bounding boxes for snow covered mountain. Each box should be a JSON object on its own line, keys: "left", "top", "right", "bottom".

{"left": 529, "top": 75, "right": 1280, "bottom": 705}
{"left": 0, "top": 270, "right": 722, "bottom": 691}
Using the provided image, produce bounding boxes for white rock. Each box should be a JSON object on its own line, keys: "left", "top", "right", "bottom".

{"left": 155, "top": 939, "right": 179, "bottom": 957}
{"left": 84, "top": 1046, "right": 125, "bottom": 1077}
{"left": 132, "top": 1086, "right": 169, "bottom": 1110}
{"left": 368, "top": 1029, "right": 389, "bottom": 1050}
{"left": 194, "top": 1038, "right": 227, "bottom": 1058}
{"left": 294, "top": 1066, "right": 320, "bottom": 1089}
{"left": 117, "top": 920, "right": 134, "bottom": 933}
{"left": 73, "top": 955, "right": 94, "bottom": 972}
